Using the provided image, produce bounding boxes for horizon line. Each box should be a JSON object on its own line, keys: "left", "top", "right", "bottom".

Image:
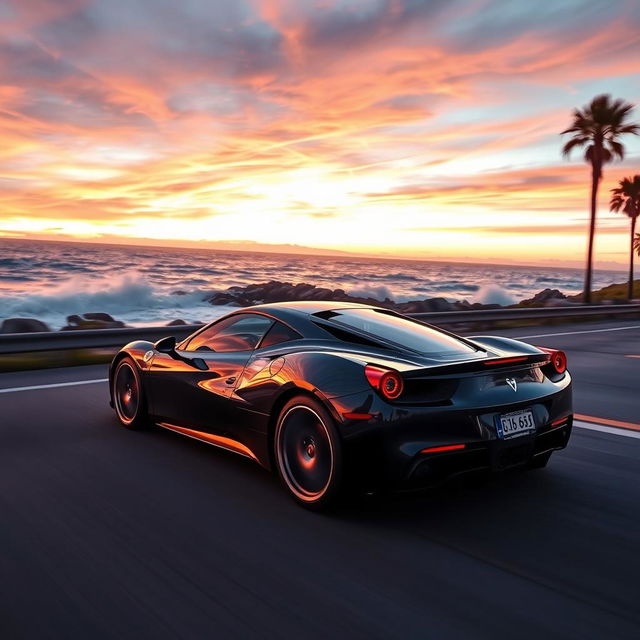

{"left": 0, "top": 232, "right": 628, "bottom": 273}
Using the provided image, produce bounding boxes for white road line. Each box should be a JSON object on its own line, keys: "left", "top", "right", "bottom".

{"left": 514, "top": 325, "right": 640, "bottom": 339}
{"left": 0, "top": 378, "right": 108, "bottom": 394}
{"left": 573, "top": 420, "right": 640, "bottom": 440}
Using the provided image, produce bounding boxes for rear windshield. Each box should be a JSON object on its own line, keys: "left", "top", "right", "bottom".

{"left": 322, "top": 308, "right": 478, "bottom": 355}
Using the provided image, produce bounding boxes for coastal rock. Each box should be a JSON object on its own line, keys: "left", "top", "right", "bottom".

{"left": 209, "top": 292, "right": 241, "bottom": 306}
{"left": 397, "top": 297, "right": 457, "bottom": 313}
{"left": 203, "top": 280, "right": 600, "bottom": 315}
{"left": 0, "top": 318, "right": 51, "bottom": 333}
{"left": 62, "top": 313, "right": 126, "bottom": 330}
{"left": 166, "top": 319, "right": 188, "bottom": 326}
{"left": 518, "top": 288, "right": 569, "bottom": 307}
{"left": 205, "top": 281, "right": 471, "bottom": 313}
{"left": 82, "top": 312, "right": 119, "bottom": 323}
{"left": 205, "top": 281, "right": 394, "bottom": 308}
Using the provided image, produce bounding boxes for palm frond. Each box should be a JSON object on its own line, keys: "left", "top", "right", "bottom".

{"left": 561, "top": 137, "right": 589, "bottom": 157}
{"left": 618, "top": 123, "right": 640, "bottom": 135}
{"left": 607, "top": 139, "right": 625, "bottom": 160}
{"left": 562, "top": 95, "right": 638, "bottom": 168}
{"left": 610, "top": 195, "right": 624, "bottom": 212}
{"left": 610, "top": 175, "right": 640, "bottom": 218}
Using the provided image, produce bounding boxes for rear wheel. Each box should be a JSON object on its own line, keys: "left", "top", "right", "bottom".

{"left": 528, "top": 451, "right": 552, "bottom": 469}
{"left": 112, "top": 357, "right": 148, "bottom": 430}
{"left": 274, "top": 396, "right": 343, "bottom": 509}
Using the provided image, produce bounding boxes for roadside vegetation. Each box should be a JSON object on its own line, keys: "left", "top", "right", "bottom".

{"left": 575, "top": 280, "right": 640, "bottom": 303}
{"left": 610, "top": 175, "right": 640, "bottom": 301}
{"left": 561, "top": 94, "right": 639, "bottom": 303}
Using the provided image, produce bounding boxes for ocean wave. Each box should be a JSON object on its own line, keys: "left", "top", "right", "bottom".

{"left": 534, "top": 276, "right": 573, "bottom": 284}
{"left": 347, "top": 285, "right": 396, "bottom": 301}
{"left": 0, "top": 271, "right": 222, "bottom": 329}
{"left": 48, "top": 262, "right": 94, "bottom": 271}
{"left": 473, "top": 285, "right": 517, "bottom": 306}
{"left": 429, "top": 283, "right": 480, "bottom": 292}
{"left": 1, "top": 274, "right": 37, "bottom": 282}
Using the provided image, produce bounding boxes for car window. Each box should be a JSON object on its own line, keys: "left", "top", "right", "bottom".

{"left": 321, "top": 308, "right": 478, "bottom": 355}
{"left": 259, "top": 321, "right": 302, "bottom": 348}
{"left": 184, "top": 314, "right": 274, "bottom": 353}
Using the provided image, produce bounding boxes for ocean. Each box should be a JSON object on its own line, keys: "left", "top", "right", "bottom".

{"left": 0, "top": 238, "right": 625, "bottom": 330}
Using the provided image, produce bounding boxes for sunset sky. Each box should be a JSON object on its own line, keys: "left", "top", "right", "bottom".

{"left": 0, "top": 0, "right": 639, "bottom": 267}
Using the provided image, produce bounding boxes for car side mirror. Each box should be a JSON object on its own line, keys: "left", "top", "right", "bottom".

{"left": 155, "top": 336, "right": 177, "bottom": 354}
{"left": 154, "top": 336, "right": 208, "bottom": 371}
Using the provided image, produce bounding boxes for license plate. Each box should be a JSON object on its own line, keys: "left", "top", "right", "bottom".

{"left": 495, "top": 409, "right": 535, "bottom": 439}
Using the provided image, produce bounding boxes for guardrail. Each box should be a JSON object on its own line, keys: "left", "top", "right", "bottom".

{"left": 409, "top": 303, "right": 640, "bottom": 323}
{"left": 0, "top": 325, "right": 200, "bottom": 355}
{"left": 1, "top": 304, "right": 639, "bottom": 355}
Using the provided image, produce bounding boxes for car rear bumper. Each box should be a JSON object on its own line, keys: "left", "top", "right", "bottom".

{"left": 333, "top": 381, "right": 573, "bottom": 490}
{"left": 405, "top": 417, "right": 572, "bottom": 488}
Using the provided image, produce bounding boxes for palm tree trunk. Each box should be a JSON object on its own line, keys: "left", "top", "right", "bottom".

{"left": 630, "top": 215, "right": 637, "bottom": 301}
{"left": 584, "top": 167, "right": 599, "bottom": 304}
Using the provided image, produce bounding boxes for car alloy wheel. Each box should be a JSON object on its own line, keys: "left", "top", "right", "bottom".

{"left": 113, "top": 358, "right": 146, "bottom": 429}
{"left": 275, "top": 398, "right": 342, "bottom": 507}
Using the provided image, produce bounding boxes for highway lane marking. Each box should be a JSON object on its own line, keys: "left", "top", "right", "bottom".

{"left": 0, "top": 378, "right": 108, "bottom": 393}
{"left": 574, "top": 413, "right": 640, "bottom": 432}
{"left": 574, "top": 420, "right": 640, "bottom": 440}
{"left": 514, "top": 325, "right": 640, "bottom": 339}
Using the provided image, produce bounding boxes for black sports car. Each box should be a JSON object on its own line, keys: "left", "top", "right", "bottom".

{"left": 109, "top": 302, "right": 572, "bottom": 508}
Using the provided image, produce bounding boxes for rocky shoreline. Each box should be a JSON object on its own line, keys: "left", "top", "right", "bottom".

{"left": 203, "top": 280, "right": 575, "bottom": 312}
{"left": 0, "top": 279, "right": 633, "bottom": 334}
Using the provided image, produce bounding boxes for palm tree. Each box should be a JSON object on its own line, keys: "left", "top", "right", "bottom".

{"left": 610, "top": 176, "right": 640, "bottom": 300}
{"left": 561, "top": 94, "right": 638, "bottom": 303}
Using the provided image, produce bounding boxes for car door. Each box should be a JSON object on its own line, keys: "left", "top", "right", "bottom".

{"left": 146, "top": 313, "right": 274, "bottom": 436}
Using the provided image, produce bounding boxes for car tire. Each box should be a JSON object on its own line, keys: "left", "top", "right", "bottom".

{"left": 274, "top": 395, "right": 343, "bottom": 510}
{"left": 112, "top": 356, "right": 149, "bottom": 430}
{"left": 528, "top": 451, "right": 552, "bottom": 469}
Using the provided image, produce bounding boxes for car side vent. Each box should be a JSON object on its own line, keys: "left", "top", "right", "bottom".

{"left": 312, "top": 321, "right": 385, "bottom": 348}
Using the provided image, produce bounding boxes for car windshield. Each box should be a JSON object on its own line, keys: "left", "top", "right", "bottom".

{"left": 325, "top": 308, "right": 478, "bottom": 356}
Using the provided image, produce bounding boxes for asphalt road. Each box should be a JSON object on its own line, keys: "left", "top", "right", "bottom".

{"left": 489, "top": 319, "right": 640, "bottom": 424}
{"left": 0, "top": 319, "right": 638, "bottom": 639}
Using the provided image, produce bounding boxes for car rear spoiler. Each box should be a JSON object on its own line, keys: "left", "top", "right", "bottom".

{"left": 402, "top": 352, "right": 550, "bottom": 378}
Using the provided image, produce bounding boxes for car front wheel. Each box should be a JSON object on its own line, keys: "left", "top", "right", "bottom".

{"left": 274, "top": 396, "right": 343, "bottom": 509}
{"left": 112, "top": 356, "right": 148, "bottom": 430}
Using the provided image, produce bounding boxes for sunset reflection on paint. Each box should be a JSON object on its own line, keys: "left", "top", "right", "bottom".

{"left": 0, "top": 0, "right": 639, "bottom": 266}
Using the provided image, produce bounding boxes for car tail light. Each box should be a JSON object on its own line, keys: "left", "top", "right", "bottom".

{"left": 537, "top": 347, "right": 567, "bottom": 374}
{"left": 365, "top": 365, "right": 404, "bottom": 400}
